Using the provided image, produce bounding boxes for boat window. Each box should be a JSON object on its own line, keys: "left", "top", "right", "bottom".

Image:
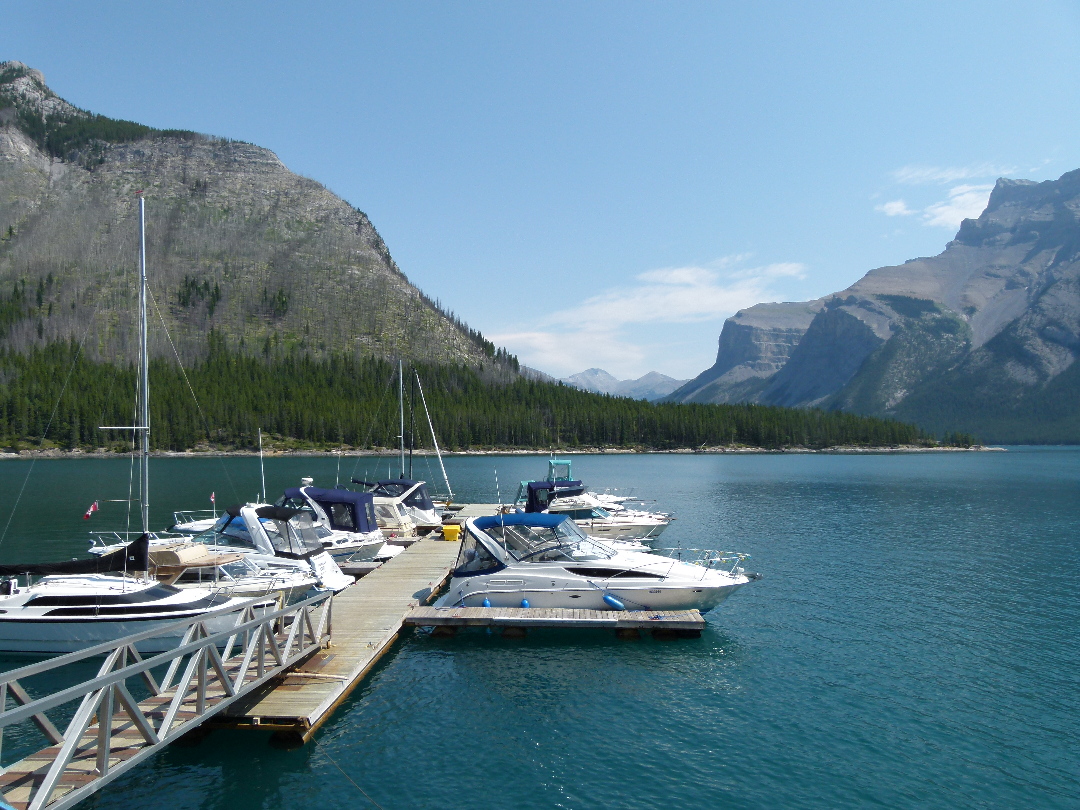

{"left": 193, "top": 515, "right": 256, "bottom": 549}
{"left": 365, "top": 502, "right": 378, "bottom": 530}
{"left": 260, "top": 515, "right": 324, "bottom": 555}
{"left": 482, "top": 520, "right": 615, "bottom": 563}
{"left": 453, "top": 530, "right": 502, "bottom": 575}
{"left": 375, "top": 505, "right": 399, "bottom": 524}
{"left": 329, "top": 503, "right": 355, "bottom": 530}
{"left": 314, "top": 525, "right": 334, "bottom": 539}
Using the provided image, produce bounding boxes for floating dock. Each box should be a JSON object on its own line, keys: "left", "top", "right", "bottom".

{"left": 405, "top": 606, "right": 706, "bottom": 637}
{"left": 218, "top": 537, "right": 460, "bottom": 742}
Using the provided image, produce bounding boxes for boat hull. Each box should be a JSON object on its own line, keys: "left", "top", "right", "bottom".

{"left": 0, "top": 608, "right": 254, "bottom": 654}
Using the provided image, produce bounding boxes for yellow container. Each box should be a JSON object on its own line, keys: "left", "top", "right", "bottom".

{"left": 442, "top": 524, "right": 461, "bottom": 542}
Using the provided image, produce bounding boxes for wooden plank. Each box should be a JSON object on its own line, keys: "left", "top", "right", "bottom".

{"left": 404, "top": 606, "right": 706, "bottom": 631}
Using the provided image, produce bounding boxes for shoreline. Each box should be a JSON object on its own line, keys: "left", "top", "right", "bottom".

{"left": 0, "top": 444, "right": 1006, "bottom": 459}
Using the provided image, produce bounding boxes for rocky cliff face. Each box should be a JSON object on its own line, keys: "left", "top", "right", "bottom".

{"left": 668, "top": 169, "right": 1080, "bottom": 442}
{"left": 0, "top": 61, "right": 508, "bottom": 370}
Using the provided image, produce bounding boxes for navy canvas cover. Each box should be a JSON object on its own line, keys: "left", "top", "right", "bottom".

{"left": 286, "top": 487, "right": 378, "bottom": 534}
{"left": 524, "top": 480, "right": 585, "bottom": 512}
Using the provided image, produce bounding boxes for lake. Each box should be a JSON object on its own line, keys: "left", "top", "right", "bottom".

{"left": 0, "top": 449, "right": 1076, "bottom": 809}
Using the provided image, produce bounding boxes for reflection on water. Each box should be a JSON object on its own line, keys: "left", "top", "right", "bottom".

{"left": 0, "top": 450, "right": 1075, "bottom": 809}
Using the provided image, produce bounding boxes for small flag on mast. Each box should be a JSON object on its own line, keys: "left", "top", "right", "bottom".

{"left": 210, "top": 492, "right": 215, "bottom": 504}
{"left": 82, "top": 501, "right": 99, "bottom": 520}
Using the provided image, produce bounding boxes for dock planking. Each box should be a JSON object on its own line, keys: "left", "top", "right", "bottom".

{"left": 405, "top": 606, "right": 706, "bottom": 632}
{"left": 218, "top": 537, "right": 460, "bottom": 742}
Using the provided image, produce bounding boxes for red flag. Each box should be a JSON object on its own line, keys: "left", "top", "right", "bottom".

{"left": 83, "top": 501, "right": 99, "bottom": 520}
{"left": 210, "top": 492, "right": 215, "bottom": 504}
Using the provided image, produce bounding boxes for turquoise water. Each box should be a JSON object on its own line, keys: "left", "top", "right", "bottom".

{"left": 0, "top": 449, "right": 1077, "bottom": 809}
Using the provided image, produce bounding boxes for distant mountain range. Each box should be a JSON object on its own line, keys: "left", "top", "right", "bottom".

{"left": 0, "top": 61, "right": 514, "bottom": 372}
{"left": 666, "top": 169, "right": 1080, "bottom": 442}
{"left": 561, "top": 368, "right": 688, "bottom": 401}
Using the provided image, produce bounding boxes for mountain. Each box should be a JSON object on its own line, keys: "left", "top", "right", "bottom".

{"left": 561, "top": 368, "right": 688, "bottom": 401}
{"left": 667, "top": 169, "right": 1080, "bottom": 443}
{"left": 0, "top": 61, "right": 515, "bottom": 372}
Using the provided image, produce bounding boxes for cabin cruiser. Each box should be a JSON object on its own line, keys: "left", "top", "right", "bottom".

{"left": 514, "top": 459, "right": 670, "bottom": 541}
{"left": 188, "top": 505, "right": 354, "bottom": 592}
{"left": 0, "top": 534, "right": 265, "bottom": 653}
{"left": 149, "top": 543, "right": 318, "bottom": 601}
{"left": 275, "top": 485, "right": 389, "bottom": 562}
{"left": 354, "top": 478, "right": 442, "bottom": 535}
{"left": 434, "top": 513, "right": 752, "bottom": 612}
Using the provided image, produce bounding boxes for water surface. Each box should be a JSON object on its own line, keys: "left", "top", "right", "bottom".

{"left": 0, "top": 449, "right": 1075, "bottom": 809}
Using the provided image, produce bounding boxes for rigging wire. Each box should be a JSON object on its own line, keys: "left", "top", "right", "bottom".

{"left": 0, "top": 316, "right": 96, "bottom": 549}
{"left": 349, "top": 367, "right": 398, "bottom": 483}
{"left": 145, "top": 286, "right": 242, "bottom": 504}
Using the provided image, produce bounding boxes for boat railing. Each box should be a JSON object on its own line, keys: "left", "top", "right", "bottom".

{"left": 171, "top": 509, "right": 218, "bottom": 525}
{"left": 87, "top": 530, "right": 187, "bottom": 553}
{"left": 655, "top": 547, "right": 752, "bottom": 574}
{"left": 0, "top": 589, "right": 333, "bottom": 810}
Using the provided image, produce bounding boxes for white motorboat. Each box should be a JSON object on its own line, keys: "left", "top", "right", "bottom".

{"left": 149, "top": 543, "right": 318, "bottom": 601}
{"left": 514, "top": 459, "right": 671, "bottom": 541}
{"left": 434, "top": 513, "right": 753, "bottom": 613}
{"left": 0, "top": 534, "right": 263, "bottom": 653}
{"left": 542, "top": 491, "right": 670, "bottom": 541}
{"left": 276, "top": 483, "right": 386, "bottom": 561}
{"left": 189, "top": 505, "right": 354, "bottom": 592}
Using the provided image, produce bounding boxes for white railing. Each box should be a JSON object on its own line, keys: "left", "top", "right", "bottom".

{"left": 0, "top": 590, "right": 332, "bottom": 810}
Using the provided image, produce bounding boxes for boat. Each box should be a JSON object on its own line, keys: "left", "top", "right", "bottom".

{"left": 0, "top": 194, "right": 267, "bottom": 653}
{"left": 434, "top": 513, "right": 753, "bottom": 612}
{"left": 514, "top": 460, "right": 671, "bottom": 541}
{"left": 0, "top": 527, "right": 261, "bottom": 653}
{"left": 149, "top": 542, "right": 318, "bottom": 601}
{"left": 275, "top": 483, "right": 388, "bottom": 562}
{"left": 169, "top": 509, "right": 219, "bottom": 535}
{"left": 352, "top": 477, "right": 442, "bottom": 535}
{"left": 187, "top": 504, "right": 355, "bottom": 592}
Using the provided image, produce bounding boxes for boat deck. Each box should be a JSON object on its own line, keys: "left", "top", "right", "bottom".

{"left": 218, "top": 537, "right": 460, "bottom": 741}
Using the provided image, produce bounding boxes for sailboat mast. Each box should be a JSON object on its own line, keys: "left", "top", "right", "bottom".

{"left": 137, "top": 193, "right": 150, "bottom": 535}
{"left": 398, "top": 359, "right": 405, "bottom": 478}
{"left": 409, "top": 368, "right": 416, "bottom": 479}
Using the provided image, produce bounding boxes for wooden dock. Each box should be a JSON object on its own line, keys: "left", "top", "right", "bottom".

{"left": 218, "top": 537, "right": 460, "bottom": 742}
{"left": 405, "top": 606, "right": 706, "bottom": 637}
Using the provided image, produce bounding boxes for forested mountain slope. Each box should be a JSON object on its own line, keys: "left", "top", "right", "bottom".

{"left": 668, "top": 169, "right": 1080, "bottom": 442}
{"left": 0, "top": 61, "right": 512, "bottom": 371}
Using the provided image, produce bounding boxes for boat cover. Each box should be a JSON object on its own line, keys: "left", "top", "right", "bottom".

{"left": 523, "top": 480, "right": 586, "bottom": 512}
{"left": 473, "top": 512, "right": 571, "bottom": 531}
{"left": 286, "top": 487, "right": 378, "bottom": 534}
{"left": 0, "top": 533, "right": 150, "bottom": 576}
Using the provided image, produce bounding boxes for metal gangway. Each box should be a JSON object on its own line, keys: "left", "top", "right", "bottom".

{"left": 0, "top": 591, "right": 333, "bottom": 810}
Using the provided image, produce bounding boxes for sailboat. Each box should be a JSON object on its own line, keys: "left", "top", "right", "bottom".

{"left": 0, "top": 193, "right": 263, "bottom": 653}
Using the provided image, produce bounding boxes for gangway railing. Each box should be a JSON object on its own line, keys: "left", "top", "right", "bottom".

{"left": 0, "top": 590, "right": 333, "bottom": 810}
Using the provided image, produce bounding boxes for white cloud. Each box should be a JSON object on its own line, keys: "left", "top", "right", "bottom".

{"left": 892, "top": 163, "right": 1015, "bottom": 185}
{"left": 922, "top": 184, "right": 994, "bottom": 228}
{"left": 876, "top": 199, "right": 914, "bottom": 217}
{"left": 490, "top": 255, "right": 808, "bottom": 378}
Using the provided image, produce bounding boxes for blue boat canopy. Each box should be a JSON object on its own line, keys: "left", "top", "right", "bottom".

{"left": 285, "top": 487, "right": 378, "bottom": 534}
{"left": 473, "top": 512, "right": 571, "bottom": 531}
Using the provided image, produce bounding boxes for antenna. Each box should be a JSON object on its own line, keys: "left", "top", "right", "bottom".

{"left": 398, "top": 359, "right": 405, "bottom": 478}
{"left": 494, "top": 467, "right": 506, "bottom": 551}
{"left": 258, "top": 427, "right": 266, "bottom": 502}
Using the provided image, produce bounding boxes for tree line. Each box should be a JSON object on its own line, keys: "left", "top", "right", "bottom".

{"left": 0, "top": 341, "right": 951, "bottom": 452}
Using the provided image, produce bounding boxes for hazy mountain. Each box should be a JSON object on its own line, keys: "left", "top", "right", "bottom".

{"left": 562, "top": 368, "right": 688, "bottom": 401}
{"left": 0, "top": 61, "right": 516, "bottom": 373}
{"left": 667, "top": 169, "right": 1080, "bottom": 442}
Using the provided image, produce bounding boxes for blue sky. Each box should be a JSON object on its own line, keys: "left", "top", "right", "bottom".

{"left": 5, "top": 1, "right": 1080, "bottom": 379}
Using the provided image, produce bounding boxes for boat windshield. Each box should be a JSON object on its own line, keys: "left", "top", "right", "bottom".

{"left": 194, "top": 514, "right": 257, "bottom": 550}
{"left": 482, "top": 520, "right": 614, "bottom": 562}
{"left": 274, "top": 494, "right": 320, "bottom": 522}
{"left": 259, "top": 514, "right": 325, "bottom": 556}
